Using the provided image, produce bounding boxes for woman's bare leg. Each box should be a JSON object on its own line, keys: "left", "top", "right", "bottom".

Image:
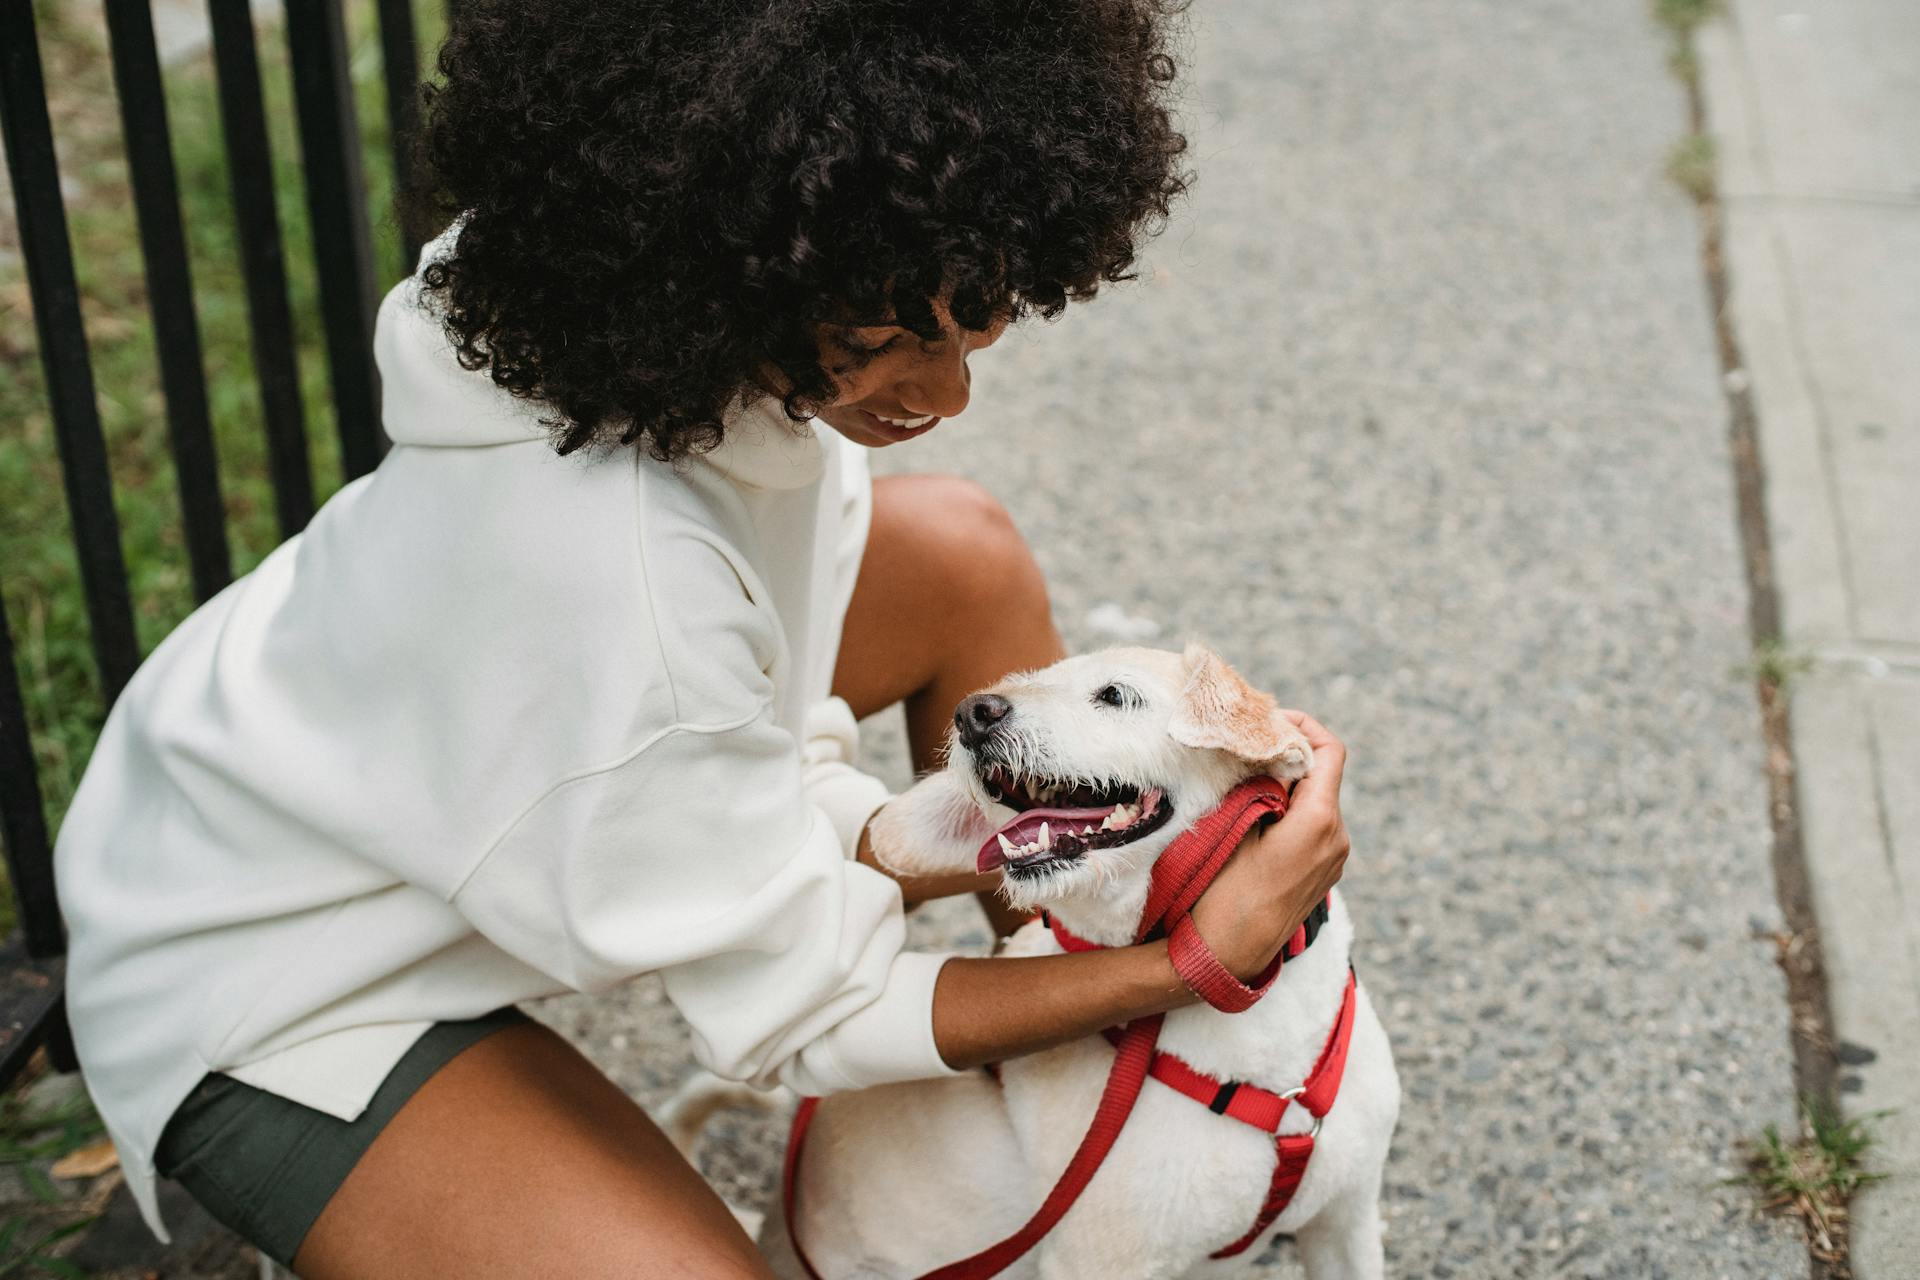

{"left": 293, "top": 1022, "right": 771, "bottom": 1280}
{"left": 833, "top": 473, "right": 1065, "bottom": 935}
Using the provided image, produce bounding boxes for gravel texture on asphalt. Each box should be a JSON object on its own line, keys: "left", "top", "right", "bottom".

{"left": 14, "top": 2, "right": 1812, "bottom": 1276}
{"left": 538, "top": 0, "right": 1810, "bottom": 1275}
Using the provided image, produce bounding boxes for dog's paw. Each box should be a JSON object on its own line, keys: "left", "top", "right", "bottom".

{"left": 870, "top": 768, "right": 998, "bottom": 877}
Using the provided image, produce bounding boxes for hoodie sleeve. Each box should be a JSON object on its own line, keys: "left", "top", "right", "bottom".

{"left": 799, "top": 696, "right": 893, "bottom": 860}
{"left": 449, "top": 709, "right": 959, "bottom": 1093}
{"left": 446, "top": 516, "right": 960, "bottom": 1094}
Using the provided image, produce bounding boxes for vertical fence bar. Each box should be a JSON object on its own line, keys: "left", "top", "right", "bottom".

{"left": 206, "top": 0, "right": 315, "bottom": 537}
{"left": 103, "top": 0, "right": 233, "bottom": 604}
{"left": 284, "top": 0, "right": 386, "bottom": 480}
{"left": 0, "top": 1, "right": 141, "bottom": 705}
{"left": 0, "top": 596, "right": 61, "bottom": 961}
{"left": 375, "top": 0, "right": 422, "bottom": 268}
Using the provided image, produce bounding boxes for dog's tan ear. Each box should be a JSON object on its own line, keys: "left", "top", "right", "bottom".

{"left": 868, "top": 768, "right": 996, "bottom": 878}
{"left": 1169, "top": 643, "right": 1313, "bottom": 779}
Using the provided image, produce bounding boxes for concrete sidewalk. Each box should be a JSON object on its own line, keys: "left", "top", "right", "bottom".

{"left": 1699, "top": 2, "right": 1920, "bottom": 1272}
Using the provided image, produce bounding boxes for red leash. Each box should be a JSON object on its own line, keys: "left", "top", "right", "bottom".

{"left": 782, "top": 778, "right": 1307, "bottom": 1279}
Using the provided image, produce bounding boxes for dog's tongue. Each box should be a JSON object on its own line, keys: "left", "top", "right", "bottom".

{"left": 975, "top": 789, "right": 1164, "bottom": 873}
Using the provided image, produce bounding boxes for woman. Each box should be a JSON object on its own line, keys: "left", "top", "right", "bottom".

{"left": 54, "top": 1, "right": 1350, "bottom": 1274}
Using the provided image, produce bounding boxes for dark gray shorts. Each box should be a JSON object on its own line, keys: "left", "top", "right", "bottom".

{"left": 154, "top": 1008, "right": 528, "bottom": 1266}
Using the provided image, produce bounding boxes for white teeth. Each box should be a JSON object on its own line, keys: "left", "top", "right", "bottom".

{"left": 1082, "top": 824, "right": 1096, "bottom": 836}
{"left": 998, "top": 834, "right": 1016, "bottom": 856}
{"left": 1039, "top": 822, "right": 1052, "bottom": 850}
{"left": 877, "top": 413, "right": 936, "bottom": 428}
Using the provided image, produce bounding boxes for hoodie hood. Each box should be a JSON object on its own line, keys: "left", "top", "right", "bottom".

{"left": 374, "top": 227, "right": 829, "bottom": 491}
{"left": 374, "top": 273, "right": 550, "bottom": 449}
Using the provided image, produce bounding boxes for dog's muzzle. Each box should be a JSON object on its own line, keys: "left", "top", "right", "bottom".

{"left": 953, "top": 693, "right": 1012, "bottom": 751}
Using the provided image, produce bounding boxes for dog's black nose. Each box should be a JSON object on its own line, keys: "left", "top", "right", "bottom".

{"left": 953, "top": 693, "right": 1013, "bottom": 749}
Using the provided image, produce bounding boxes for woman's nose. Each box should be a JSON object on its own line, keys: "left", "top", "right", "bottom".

{"left": 899, "top": 355, "right": 971, "bottom": 420}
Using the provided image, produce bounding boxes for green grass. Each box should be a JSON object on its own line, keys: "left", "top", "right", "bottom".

{"left": 1, "top": 1, "right": 444, "bottom": 934}
{"left": 1734, "top": 1100, "right": 1886, "bottom": 1264}
{"left": 0, "top": 1216, "right": 94, "bottom": 1279}
{"left": 1666, "top": 133, "right": 1717, "bottom": 203}
{"left": 0, "top": 1089, "right": 103, "bottom": 1198}
{"left": 1734, "top": 637, "right": 1816, "bottom": 690}
{"left": 1654, "top": 0, "right": 1725, "bottom": 84}
{"left": 0, "top": 1083, "right": 104, "bottom": 1275}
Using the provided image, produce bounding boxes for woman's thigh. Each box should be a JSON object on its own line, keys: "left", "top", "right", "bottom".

{"left": 833, "top": 473, "right": 1062, "bottom": 770}
{"left": 293, "top": 1022, "right": 769, "bottom": 1279}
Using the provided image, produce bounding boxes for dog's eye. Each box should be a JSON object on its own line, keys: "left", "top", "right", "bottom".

{"left": 1093, "top": 684, "right": 1134, "bottom": 709}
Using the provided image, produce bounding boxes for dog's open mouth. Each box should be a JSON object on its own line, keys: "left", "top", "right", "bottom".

{"left": 975, "top": 766, "right": 1171, "bottom": 876}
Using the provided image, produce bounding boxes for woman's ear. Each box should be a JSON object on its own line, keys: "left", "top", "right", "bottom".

{"left": 868, "top": 768, "right": 996, "bottom": 877}
{"left": 1168, "top": 643, "right": 1313, "bottom": 779}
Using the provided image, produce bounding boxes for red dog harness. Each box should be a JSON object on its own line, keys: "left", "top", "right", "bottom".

{"left": 781, "top": 777, "right": 1359, "bottom": 1277}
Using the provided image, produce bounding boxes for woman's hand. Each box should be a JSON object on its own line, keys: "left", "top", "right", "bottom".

{"left": 1186, "top": 712, "right": 1351, "bottom": 980}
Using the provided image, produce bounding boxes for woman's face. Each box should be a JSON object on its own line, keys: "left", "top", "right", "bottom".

{"left": 809, "top": 295, "right": 1009, "bottom": 448}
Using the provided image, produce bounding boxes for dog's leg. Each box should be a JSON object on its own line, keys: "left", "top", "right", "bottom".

{"left": 1291, "top": 1185, "right": 1385, "bottom": 1280}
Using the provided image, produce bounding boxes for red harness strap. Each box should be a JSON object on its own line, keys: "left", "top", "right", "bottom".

{"left": 782, "top": 778, "right": 1301, "bottom": 1280}
{"left": 1073, "top": 921, "right": 1357, "bottom": 1255}
{"left": 1206, "top": 970, "right": 1358, "bottom": 1257}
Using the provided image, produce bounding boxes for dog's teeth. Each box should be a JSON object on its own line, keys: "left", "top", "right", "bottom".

{"left": 1039, "top": 822, "right": 1052, "bottom": 850}
{"left": 998, "top": 834, "right": 1016, "bottom": 856}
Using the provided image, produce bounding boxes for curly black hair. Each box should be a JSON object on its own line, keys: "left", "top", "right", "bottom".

{"left": 411, "top": 0, "right": 1192, "bottom": 458}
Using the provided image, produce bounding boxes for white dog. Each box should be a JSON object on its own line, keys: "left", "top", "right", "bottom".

{"left": 673, "top": 645, "right": 1400, "bottom": 1279}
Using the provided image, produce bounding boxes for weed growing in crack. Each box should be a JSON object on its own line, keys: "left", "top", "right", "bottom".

{"left": 1667, "top": 134, "right": 1717, "bottom": 203}
{"left": 1734, "top": 1101, "right": 1886, "bottom": 1273}
{"left": 1654, "top": 0, "right": 1725, "bottom": 84}
{"left": 1734, "top": 638, "right": 1816, "bottom": 691}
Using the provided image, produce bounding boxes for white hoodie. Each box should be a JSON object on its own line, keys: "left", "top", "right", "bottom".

{"left": 53, "top": 265, "right": 958, "bottom": 1238}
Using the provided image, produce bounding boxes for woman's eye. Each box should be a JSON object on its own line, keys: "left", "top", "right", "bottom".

{"left": 1093, "top": 684, "right": 1130, "bottom": 708}
{"left": 837, "top": 333, "right": 901, "bottom": 359}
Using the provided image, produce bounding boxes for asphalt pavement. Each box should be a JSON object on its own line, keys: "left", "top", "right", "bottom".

{"left": 52, "top": 1, "right": 1834, "bottom": 1275}
{"left": 544, "top": 1, "right": 1811, "bottom": 1275}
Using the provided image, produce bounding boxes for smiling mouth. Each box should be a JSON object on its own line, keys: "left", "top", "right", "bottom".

{"left": 976, "top": 766, "right": 1171, "bottom": 877}
{"left": 860, "top": 408, "right": 941, "bottom": 436}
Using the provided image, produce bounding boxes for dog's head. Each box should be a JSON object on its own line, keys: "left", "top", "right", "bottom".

{"left": 871, "top": 644, "right": 1312, "bottom": 933}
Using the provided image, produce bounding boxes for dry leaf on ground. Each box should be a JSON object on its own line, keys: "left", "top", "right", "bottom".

{"left": 50, "top": 1138, "right": 121, "bottom": 1179}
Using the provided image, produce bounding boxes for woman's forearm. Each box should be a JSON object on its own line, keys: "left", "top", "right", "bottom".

{"left": 928, "top": 943, "right": 1198, "bottom": 1071}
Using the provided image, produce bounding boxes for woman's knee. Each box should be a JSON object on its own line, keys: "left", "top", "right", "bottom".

{"left": 880, "top": 473, "right": 1049, "bottom": 620}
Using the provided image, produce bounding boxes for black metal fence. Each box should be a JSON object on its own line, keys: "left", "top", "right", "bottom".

{"left": 0, "top": 0, "right": 436, "bottom": 1085}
